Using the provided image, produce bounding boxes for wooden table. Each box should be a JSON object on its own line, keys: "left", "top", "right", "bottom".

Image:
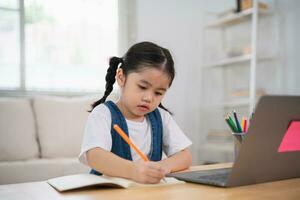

{"left": 1, "top": 163, "right": 300, "bottom": 200}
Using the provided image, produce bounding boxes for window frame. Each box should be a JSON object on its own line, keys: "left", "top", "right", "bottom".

{"left": 0, "top": 0, "right": 131, "bottom": 97}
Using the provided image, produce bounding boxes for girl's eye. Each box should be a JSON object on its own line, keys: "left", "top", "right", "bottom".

{"left": 155, "top": 92, "right": 163, "bottom": 96}
{"left": 138, "top": 85, "right": 147, "bottom": 90}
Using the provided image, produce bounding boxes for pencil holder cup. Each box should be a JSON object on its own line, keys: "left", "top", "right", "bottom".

{"left": 233, "top": 133, "right": 245, "bottom": 160}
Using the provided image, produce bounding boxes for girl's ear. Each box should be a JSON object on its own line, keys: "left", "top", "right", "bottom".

{"left": 116, "top": 68, "right": 126, "bottom": 87}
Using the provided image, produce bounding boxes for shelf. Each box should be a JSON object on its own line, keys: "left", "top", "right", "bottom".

{"left": 206, "top": 8, "right": 270, "bottom": 28}
{"left": 202, "top": 99, "right": 250, "bottom": 108}
{"left": 197, "top": 142, "right": 234, "bottom": 163}
{"left": 204, "top": 54, "right": 251, "bottom": 68}
{"left": 198, "top": 142, "right": 234, "bottom": 152}
{"left": 203, "top": 54, "right": 278, "bottom": 68}
{"left": 200, "top": 2, "right": 280, "bottom": 164}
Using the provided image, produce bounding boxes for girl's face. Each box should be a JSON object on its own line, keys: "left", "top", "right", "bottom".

{"left": 116, "top": 67, "right": 171, "bottom": 121}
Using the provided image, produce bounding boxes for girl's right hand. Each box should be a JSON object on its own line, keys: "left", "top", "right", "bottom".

{"left": 130, "top": 160, "right": 167, "bottom": 184}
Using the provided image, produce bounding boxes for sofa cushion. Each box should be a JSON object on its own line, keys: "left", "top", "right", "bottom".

{"left": 0, "top": 98, "right": 39, "bottom": 161}
{"left": 0, "top": 158, "right": 90, "bottom": 184}
{"left": 33, "top": 96, "right": 98, "bottom": 158}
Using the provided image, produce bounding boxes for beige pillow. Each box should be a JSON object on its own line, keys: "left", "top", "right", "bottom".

{"left": 0, "top": 98, "right": 39, "bottom": 161}
{"left": 33, "top": 96, "right": 98, "bottom": 158}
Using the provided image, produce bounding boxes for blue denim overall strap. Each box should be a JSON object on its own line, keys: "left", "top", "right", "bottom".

{"left": 90, "top": 101, "right": 163, "bottom": 175}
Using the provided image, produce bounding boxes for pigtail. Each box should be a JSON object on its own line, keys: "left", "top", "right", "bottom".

{"left": 89, "top": 57, "right": 123, "bottom": 112}
{"left": 158, "top": 103, "right": 173, "bottom": 115}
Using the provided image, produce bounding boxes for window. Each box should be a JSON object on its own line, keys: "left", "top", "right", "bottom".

{"left": 0, "top": 0, "right": 20, "bottom": 89}
{"left": 0, "top": 0, "right": 120, "bottom": 92}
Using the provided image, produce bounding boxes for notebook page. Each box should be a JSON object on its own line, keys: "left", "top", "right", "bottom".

{"left": 103, "top": 175, "right": 185, "bottom": 188}
{"left": 48, "top": 174, "right": 127, "bottom": 191}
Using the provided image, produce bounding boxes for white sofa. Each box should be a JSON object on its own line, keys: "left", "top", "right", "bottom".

{"left": 0, "top": 95, "right": 115, "bottom": 184}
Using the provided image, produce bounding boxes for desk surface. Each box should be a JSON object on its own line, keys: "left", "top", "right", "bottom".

{"left": 1, "top": 163, "right": 300, "bottom": 200}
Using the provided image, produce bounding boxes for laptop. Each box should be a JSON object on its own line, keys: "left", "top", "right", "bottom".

{"left": 168, "top": 95, "right": 300, "bottom": 187}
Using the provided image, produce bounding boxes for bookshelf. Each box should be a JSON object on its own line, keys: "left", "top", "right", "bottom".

{"left": 198, "top": 0, "right": 282, "bottom": 164}
{"left": 203, "top": 54, "right": 276, "bottom": 69}
{"left": 203, "top": 54, "right": 251, "bottom": 68}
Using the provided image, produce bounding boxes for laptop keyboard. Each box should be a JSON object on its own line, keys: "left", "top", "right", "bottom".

{"left": 168, "top": 168, "right": 232, "bottom": 187}
{"left": 196, "top": 172, "right": 229, "bottom": 182}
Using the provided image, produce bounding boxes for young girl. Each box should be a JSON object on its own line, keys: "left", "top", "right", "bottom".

{"left": 79, "top": 41, "right": 192, "bottom": 184}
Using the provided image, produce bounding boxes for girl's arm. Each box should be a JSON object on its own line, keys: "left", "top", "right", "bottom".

{"left": 158, "top": 148, "right": 192, "bottom": 173}
{"left": 86, "top": 147, "right": 166, "bottom": 183}
{"left": 87, "top": 147, "right": 132, "bottom": 178}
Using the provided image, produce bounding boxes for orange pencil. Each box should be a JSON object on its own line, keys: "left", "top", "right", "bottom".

{"left": 113, "top": 124, "right": 149, "bottom": 161}
{"left": 113, "top": 124, "right": 167, "bottom": 183}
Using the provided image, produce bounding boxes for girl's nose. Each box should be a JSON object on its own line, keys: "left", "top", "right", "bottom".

{"left": 142, "top": 92, "right": 152, "bottom": 103}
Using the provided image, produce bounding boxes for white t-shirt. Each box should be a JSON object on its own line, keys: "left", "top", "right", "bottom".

{"left": 79, "top": 103, "right": 192, "bottom": 165}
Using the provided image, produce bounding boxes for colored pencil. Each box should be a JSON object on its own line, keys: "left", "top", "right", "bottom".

{"left": 243, "top": 118, "right": 247, "bottom": 133}
{"left": 226, "top": 114, "right": 238, "bottom": 133}
{"left": 241, "top": 117, "right": 245, "bottom": 131}
{"left": 233, "top": 110, "right": 243, "bottom": 133}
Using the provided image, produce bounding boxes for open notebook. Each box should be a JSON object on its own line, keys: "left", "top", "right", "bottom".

{"left": 47, "top": 174, "right": 185, "bottom": 192}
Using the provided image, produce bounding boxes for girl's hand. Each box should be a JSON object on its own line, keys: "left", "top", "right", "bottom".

{"left": 130, "top": 160, "right": 167, "bottom": 184}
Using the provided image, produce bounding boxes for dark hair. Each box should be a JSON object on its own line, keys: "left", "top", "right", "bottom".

{"left": 90, "top": 41, "right": 175, "bottom": 113}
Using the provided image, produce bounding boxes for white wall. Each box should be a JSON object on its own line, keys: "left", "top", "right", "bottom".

{"left": 278, "top": 0, "right": 300, "bottom": 94}
{"left": 129, "top": 0, "right": 234, "bottom": 163}
{"left": 129, "top": 0, "right": 300, "bottom": 163}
